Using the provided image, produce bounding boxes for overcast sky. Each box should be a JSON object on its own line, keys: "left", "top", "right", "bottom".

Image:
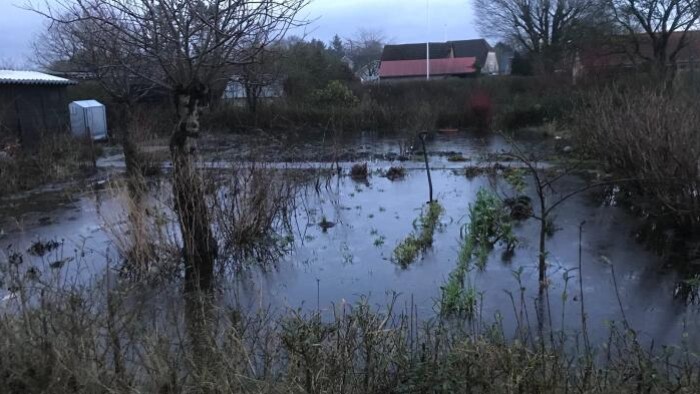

{"left": 0, "top": 0, "right": 478, "bottom": 68}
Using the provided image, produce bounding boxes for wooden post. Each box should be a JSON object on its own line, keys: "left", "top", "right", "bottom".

{"left": 419, "top": 132, "right": 433, "bottom": 203}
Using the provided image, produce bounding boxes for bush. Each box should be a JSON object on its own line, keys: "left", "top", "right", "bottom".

{"left": 310, "top": 80, "right": 359, "bottom": 107}
{"left": 203, "top": 76, "right": 575, "bottom": 134}
{"left": 350, "top": 162, "right": 368, "bottom": 180}
{"left": 574, "top": 88, "right": 700, "bottom": 231}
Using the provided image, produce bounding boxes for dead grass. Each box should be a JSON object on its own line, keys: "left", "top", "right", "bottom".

{"left": 0, "top": 133, "right": 99, "bottom": 197}
{"left": 574, "top": 88, "right": 700, "bottom": 230}
{"left": 211, "top": 164, "right": 298, "bottom": 268}
{"left": 0, "top": 251, "right": 698, "bottom": 394}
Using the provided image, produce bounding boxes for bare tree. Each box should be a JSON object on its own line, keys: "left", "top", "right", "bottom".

{"left": 235, "top": 45, "right": 284, "bottom": 114}
{"left": 473, "top": 0, "right": 604, "bottom": 74}
{"left": 345, "top": 29, "right": 385, "bottom": 81}
{"left": 607, "top": 0, "right": 700, "bottom": 80}
{"left": 32, "top": 0, "right": 308, "bottom": 292}
{"left": 36, "top": 17, "right": 157, "bottom": 181}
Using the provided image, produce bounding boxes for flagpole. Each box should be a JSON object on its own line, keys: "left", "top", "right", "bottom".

{"left": 426, "top": 0, "right": 430, "bottom": 80}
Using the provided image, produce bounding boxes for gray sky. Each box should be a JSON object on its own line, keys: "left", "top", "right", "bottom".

{"left": 0, "top": 0, "right": 478, "bottom": 67}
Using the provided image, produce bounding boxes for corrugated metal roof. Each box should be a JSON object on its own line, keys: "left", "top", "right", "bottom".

{"left": 0, "top": 70, "right": 76, "bottom": 86}
{"left": 71, "top": 100, "right": 104, "bottom": 108}
{"left": 379, "top": 57, "right": 477, "bottom": 78}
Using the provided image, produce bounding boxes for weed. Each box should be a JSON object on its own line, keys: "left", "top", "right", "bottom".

{"left": 319, "top": 216, "right": 335, "bottom": 232}
{"left": 503, "top": 167, "right": 527, "bottom": 193}
{"left": 392, "top": 201, "right": 443, "bottom": 266}
{"left": 463, "top": 189, "right": 518, "bottom": 270}
{"left": 386, "top": 166, "right": 406, "bottom": 181}
{"left": 350, "top": 163, "right": 369, "bottom": 180}
{"left": 440, "top": 269, "right": 479, "bottom": 318}
{"left": 504, "top": 195, "right": 534, "bottom": 220}
{"left": 464, "top": 165, "right": 486, "bottom": 179}
{"left": 447, "top": 154, "right": 468, "bottom": 162}
{"left": 26, "top": 239, "right": 61, "bottom": 257}
{"left": 441, "top": 189, "right": 517, "bottom": 316}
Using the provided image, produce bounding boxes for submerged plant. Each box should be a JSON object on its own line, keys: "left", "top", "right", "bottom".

{"left": 441, "top": 189, "right": 516, "bottom": 316}
{"left": 350, "top": 163, "right": 369, "bottom": 180}
{"left": 386, "top": 166, "right": 406, "bottom": 181}
{"left": 440, "top": 268, "right": 479, "bottom": 318}
{"left": 447, "top": 154, "right": 468, "bottom": 162}
{"left": 392, "top": 201, "right": 443, "bottom": 266}
{"left": 503, "top": 167, "right": 526, "bottom": 193}
{"left": 319, "top": 216, "right": 335, "bottom": 232}
{"left": 462, "top": 189, "right": 518, "bottom": 270}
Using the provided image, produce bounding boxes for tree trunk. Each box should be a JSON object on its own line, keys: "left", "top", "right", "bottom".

{"left": 171, "top": 88, "right": 218, "bottom": 293}
{"left": 245, "top": 83, "right": 258, "bottom": 114}
{"left": 539, "top": 220, "right": 547, "bottom": 285}
{"left": 111, "top": 101, "right": 142, "bottom": 179}
{"left": 185, "top": 288, "right": 216, "bottom": 389}
{"left": 120, "top": 104, "right": 140, "bottom": 179}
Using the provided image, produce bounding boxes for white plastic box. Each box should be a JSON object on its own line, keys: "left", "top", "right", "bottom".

{"left": 69, "top": 100, "right": 107, "bottom": 140}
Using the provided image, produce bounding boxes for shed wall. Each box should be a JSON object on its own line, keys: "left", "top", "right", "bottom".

{"left": 0, "top": 84, "right": 70, "bottom": 147}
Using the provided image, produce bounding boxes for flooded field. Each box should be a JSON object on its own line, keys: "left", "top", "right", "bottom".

{"left": 1, "top": 131, "right": 697, "bottom": 350}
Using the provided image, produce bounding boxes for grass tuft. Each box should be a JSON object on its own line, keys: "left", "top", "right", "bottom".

{"left": 393, "top": 201, "right": 443, "bottom": 266}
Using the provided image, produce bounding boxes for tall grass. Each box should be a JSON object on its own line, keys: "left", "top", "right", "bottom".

{"left": 0, "top": 133, "right": 99, "bottom": 197}
{"left": 0, "top": 245, "right": 699, "bottom": 393}
{"left": 102, "top": 164, "right": 308, "bottom": 280}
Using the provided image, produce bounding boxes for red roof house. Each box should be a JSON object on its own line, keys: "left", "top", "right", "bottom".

{"left": 379, "top": 57, "right": 477, "bottom": 79}
{"left": 379, "top": 39, "right": 496, "bottom": 81}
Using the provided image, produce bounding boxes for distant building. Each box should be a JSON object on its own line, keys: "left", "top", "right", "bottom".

{"left": 222, "top": 75, "right": 284, "bottom": 104}
{"left": 0, "top": 70, "right": 76, "bottom": 147}
{"left": 378, "top": 39, "right": 499, "bottom": 81}
{"left": 494, "top": 43, "right": 515, "bottom": 75}
{"left": 574, "top": 31, "right": 700, "bottom": 76}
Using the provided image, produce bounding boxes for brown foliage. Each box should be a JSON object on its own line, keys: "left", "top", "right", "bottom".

{"left": 574, "top": 88, "right": 700, "bottom": 227}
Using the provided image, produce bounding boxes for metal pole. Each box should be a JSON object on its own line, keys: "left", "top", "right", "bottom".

{"left": 426, "top": 0, "right": 430, "bottom": 80}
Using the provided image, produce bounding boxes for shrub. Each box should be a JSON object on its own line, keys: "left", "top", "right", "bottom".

{"left": 350, "top": 162, "right": 369, "bottom": 180}
{"left": 573, "top": 88, "right": 700, "bottom": 231}
{"left": 310, "top": 80, "right": 359, "bottom": 107}
{"left": 385, "top": 166, "right": 406, "bottom": 180}
{"left": 0, "top": 133, "right": 98, "bottom": 197}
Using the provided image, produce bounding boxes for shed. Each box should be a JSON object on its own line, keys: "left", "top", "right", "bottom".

{"left": 69, "top": 100, "right": 108, "bottom": 140}
{"left": 0, "top": 70, "right": 76, "bottom": 147}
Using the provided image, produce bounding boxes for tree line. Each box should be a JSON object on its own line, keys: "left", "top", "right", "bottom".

{"left": 475, "top": 0, "right": 700, "bottom": 80}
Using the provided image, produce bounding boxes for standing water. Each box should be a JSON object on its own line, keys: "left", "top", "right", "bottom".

{"left": 0, "top": 131, "right": 697, "bottom": 349}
